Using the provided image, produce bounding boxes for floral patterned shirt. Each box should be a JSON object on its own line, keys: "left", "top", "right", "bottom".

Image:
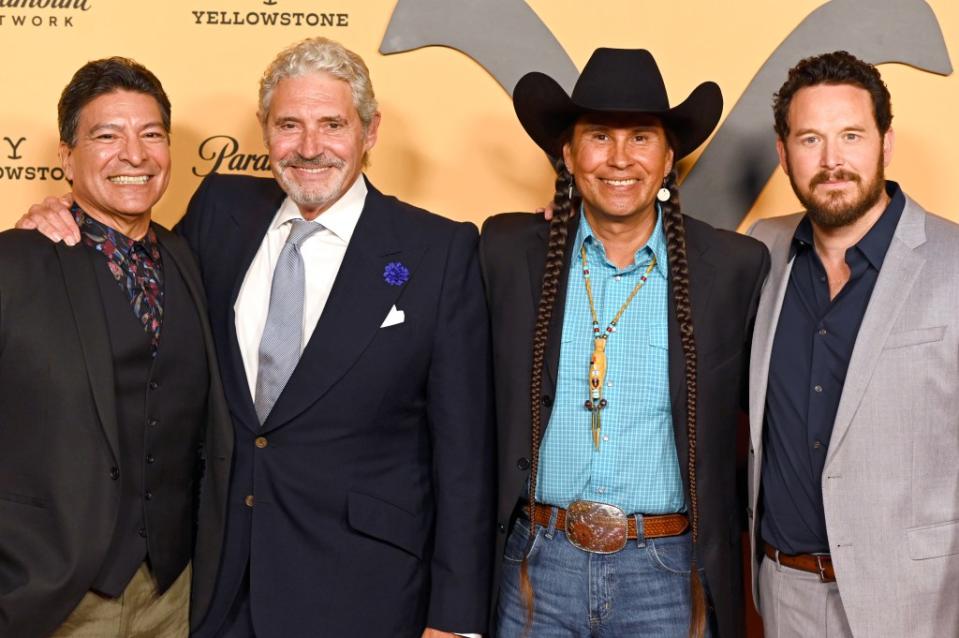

{"left": 73, "top": 205, "right": 165, "bottom": 356}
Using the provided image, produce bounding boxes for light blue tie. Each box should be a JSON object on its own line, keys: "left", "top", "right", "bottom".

{"left": 254, "top": 218, "right": 322, "bottom": 424}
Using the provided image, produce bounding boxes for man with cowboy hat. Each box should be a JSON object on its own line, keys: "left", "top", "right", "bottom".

{"left": 480, "top": 48, "right": 769, "bottom": 636}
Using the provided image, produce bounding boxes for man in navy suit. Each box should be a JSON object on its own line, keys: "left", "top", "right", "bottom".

{"left": 21, "top": 37, "right": 494, "bottom": 638}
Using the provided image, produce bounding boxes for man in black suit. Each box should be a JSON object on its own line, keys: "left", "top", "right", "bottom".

{"left": 0, "top": 58, "right": 232, "bottom": 637}
{"left": 481, "top": 49, "right": 769, "bottom": 637}
{"left": 21, "top": 37, "right": 494, "bottom": 638}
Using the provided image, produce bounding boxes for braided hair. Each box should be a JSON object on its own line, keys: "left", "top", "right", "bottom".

{"left": 520, "top": 157, "right": 578, "bottom": 632}
{"left": 522, "top": 162, "right": 706, "bottom": 638}
{"left": 660, "top": 170, "right": 707, "bottom": 638}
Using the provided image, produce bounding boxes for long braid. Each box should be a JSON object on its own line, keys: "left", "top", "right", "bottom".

{"left": 660, "top": 170, "right": 707, "bottom": 638}
{"left": 520, "top": 157, "right": 578, "bottom": 633}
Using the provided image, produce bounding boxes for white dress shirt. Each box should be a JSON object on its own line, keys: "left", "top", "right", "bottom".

{"left": 234, "top": 176, "right": 367, "bottom": 400}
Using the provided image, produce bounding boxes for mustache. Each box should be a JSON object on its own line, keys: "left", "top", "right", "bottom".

{"left": 278, "top": 153, "right": 345, "bottom": 170}
{"left": 810, "top": 169, "right": 861, "bottom": 188}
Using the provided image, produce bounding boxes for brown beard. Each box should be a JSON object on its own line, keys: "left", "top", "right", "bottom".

{"left": 788, "top": 152, "right": 886, "bottom": 229}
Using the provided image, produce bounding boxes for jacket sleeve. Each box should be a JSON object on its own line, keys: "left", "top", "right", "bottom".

{"left": 425, "top": 221, "right": 496, "bottom": 633}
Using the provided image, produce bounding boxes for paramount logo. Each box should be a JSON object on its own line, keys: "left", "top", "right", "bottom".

{"left": 0, "top": 0, "right": 90, "bottom": 28}
{"left": 193, "top": 135, "right": 271, "bottom": 177}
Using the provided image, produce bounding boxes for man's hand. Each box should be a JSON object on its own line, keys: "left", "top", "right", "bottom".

{"left": 539, "top": 200, "right": 557, "bottom": 221}
{"left": 16, "top": 194, "right": 80, "bottom": 245}
{"left": 420, "top": 629, "right": 460, "bottom": 638}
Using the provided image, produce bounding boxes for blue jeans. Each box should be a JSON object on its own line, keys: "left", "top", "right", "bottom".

{"left": 496, "top": 509, "right": 711, "bottom": 637}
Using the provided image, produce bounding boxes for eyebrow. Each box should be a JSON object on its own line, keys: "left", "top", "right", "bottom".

{"left": 88, "top": 121, "right": 166, "bottom": 134}
{"left": 273, "top": 115, "right": 348, "bottom": 125}
{"left": 793, "top": 125, "right": 868, "bottom": 136}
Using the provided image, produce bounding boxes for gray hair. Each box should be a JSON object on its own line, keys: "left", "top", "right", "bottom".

{"left": 258, "top": 37, "right": 378, "bottom": 129}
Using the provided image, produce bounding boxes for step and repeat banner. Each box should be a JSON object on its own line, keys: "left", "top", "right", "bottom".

{"left": 0, "top": 0, "right": 956, "bottom": 231}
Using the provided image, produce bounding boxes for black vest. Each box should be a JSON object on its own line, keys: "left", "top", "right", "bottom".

{"left": 89, "top": 243, "right": 209, "bottom": 596}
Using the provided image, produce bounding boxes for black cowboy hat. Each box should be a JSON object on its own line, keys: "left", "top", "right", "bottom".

{"left": 513, "top": 48, "right": 723, "bottom": 160}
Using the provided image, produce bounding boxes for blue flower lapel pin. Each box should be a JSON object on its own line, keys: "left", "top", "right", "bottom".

{"left": 383, "top": 261, "right": 410, "bottom": 286}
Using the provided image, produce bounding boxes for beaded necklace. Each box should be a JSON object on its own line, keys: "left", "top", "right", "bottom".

{"left": 580, "top": 243, "right": 657, "bottom": 449}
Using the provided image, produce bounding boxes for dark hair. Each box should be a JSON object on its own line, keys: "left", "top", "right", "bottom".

{"left": 522, "top": 160, "right": 707, "bottom": 638}
{"left": 58, "top": 57, "right": 171, "bottom": 147}
{"left": 773, "top": 50, "right": 892, "bottom": 139}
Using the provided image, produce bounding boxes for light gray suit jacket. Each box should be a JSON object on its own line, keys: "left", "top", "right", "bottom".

{"left": 746, "top": 195, "right": 959, "bottom": 637}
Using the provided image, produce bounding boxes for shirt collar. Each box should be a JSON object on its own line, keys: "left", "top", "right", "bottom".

{"left": 271, "top": 173, "right": 368, "bottom": 243}
{"left": 72, "top": 203, "right": 158, "bottom": 255}
{"left": 575, "top": 204, "right": 669, "bottom": 278}
{"left": 791, "top": 180, "right": 905, "bottom": 270}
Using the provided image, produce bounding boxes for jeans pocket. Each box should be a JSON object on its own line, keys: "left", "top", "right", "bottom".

{"left": 502, "top": 519, "right": 541, "bottom": 563}
{"left": 647, "top": 534, "right": 698, "bottom": 574}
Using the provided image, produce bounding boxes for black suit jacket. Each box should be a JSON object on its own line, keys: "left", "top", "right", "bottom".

{"left": 0, "top": 227, "right": 233, "bottom": 638}
{"left": 180, "top": 173, "right": 495, "bottom": 638}
{"left": 479, "top": 212, "right": 769, "bottom": 637}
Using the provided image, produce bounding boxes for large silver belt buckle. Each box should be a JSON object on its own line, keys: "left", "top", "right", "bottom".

{"left": 564, "top": 500, "right": 628, "bottom": 554}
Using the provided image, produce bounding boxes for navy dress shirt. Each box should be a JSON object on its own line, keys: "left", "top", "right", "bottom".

{"left": 761, "top": 181, "right": 905, "bottom": 555}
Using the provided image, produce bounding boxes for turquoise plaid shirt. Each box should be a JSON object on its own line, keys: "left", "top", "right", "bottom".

{"left": 536, "top": 208, "right": 685, "bottom": 514}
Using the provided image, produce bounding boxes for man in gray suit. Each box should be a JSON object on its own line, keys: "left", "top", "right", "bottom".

{"left": 747, "top": 50, "right": 959, "bottom": 637}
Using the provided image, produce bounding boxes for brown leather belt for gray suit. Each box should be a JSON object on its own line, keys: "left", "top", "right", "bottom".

{"left": 765, "top": 542, "right": 836, "bottom": 583}
{"left": 529, "top": 500, "right": 688, "bottom": 554}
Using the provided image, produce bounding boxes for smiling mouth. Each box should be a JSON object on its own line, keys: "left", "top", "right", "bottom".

{"left": 600, "top": 178, "right": 639, "bottom": 186}
{"left": 289, "top": 166, "right": 333, "bottom": 174}
{"left": 109, "top": 175, "right": 150, "bottom": 185}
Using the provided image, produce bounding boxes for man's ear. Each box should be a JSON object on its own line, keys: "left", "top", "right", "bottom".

{"left": 562, "top": 142, "right": 573, "bottom": 176}
{"left": 882, "top": 127, "right": 895, "bottom": 168}
{"left": 776, "top": 137, "right": 789, "bottom": 176}
{"left": 58, "top": 141, "right": 74, "bottom": 182}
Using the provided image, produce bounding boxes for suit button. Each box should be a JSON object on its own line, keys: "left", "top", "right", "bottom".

{"left": 137, "top": 527, "right": 147, "bottom": 538}
{"left": 149, "top": 380, "right": 159, "bottom": 390}
{"left": 146, "top": 454, "right": 156, "bottom": 464}
{"left": 145, "top": 491, "right": 153, "bottom": 500}
{"left": 541, "top": 395, "right": 552, "bottom": 407}
{"left": 498, "top": 523, "right": 506, "bottom": 534}
{"left": 516, "top": 457, "right": 530, "bottom": 470}
{"left": 148, "top": 418, "right": 159, "bottom": 427}
{"left": 255, "top": 437, "right": 268, "bottom": 449}
{"left": 110, "top": 467, "right": 120, "bottom": 480}
{"left": 244, "top": 495, "right": 255, "bottom": 508}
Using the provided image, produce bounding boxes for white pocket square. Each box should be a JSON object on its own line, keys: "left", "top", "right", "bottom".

{"left": 380, "top": 305, "right": 405, "bottom": 328}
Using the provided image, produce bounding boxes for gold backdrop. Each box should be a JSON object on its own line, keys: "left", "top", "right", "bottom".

{"left": 0, "top": 0, "right": 956, "bottom": 231}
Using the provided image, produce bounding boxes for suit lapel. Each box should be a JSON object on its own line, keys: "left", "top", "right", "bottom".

{"left": 154, "top": 225, "right": 226, "bottom": 409}
{"left": 223, "top": 185, "right": 286, "bottom": 431}
{"left": 748, "top": 223, "right": 798, "bottom": 451}
{"left": 55, "top": 243, "right": 120, "bottom": 461}
{"left": 667, "top": 220, "right": 716, "bottom": 472}
{"left": 824, "top": 199, "right": 926, "bottom": 467}
{"left": 155, "top": 225, "right": 207, "bottom": 321}
{"left": 262, "top": 186, "right": 425, "bottom": 431}
{"left": 540, "top": 215, "right": 580, "bottom": 395}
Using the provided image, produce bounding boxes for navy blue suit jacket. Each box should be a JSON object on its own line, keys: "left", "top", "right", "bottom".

{"left": 180, "top": 173, "right": 495, "bottom": 638}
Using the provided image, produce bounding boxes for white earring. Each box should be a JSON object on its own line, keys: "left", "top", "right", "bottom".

{"left": 656, "top": 187, "right": 671, "bottom": 202}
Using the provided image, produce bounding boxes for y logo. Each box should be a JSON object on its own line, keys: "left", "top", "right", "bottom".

{"left": 3, "top": 136, "right": 26, "bottom": 161}
{"left": 380, "top": 0, "right": 952, "bottom": 229}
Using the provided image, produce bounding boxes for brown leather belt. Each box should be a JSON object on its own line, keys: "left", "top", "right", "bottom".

{"left": 765, "top": 543, "right": 836, "bottom": 583}
{"left": 533, "top": 506, "right": 688, "bottom": 540}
